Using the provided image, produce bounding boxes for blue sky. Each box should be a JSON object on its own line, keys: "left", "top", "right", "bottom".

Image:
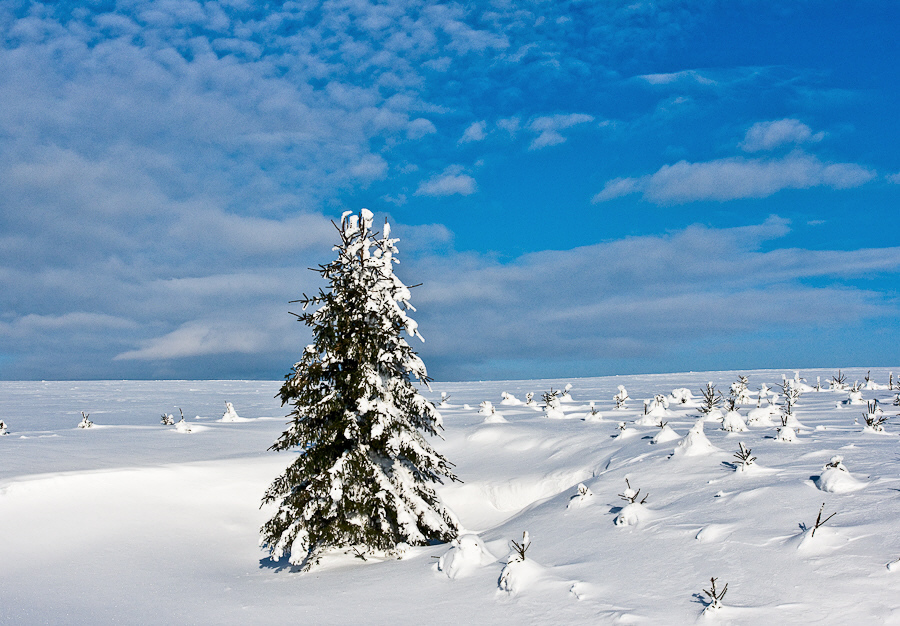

{"left": 1, "top": 0, "right": 898, "bottom": 381}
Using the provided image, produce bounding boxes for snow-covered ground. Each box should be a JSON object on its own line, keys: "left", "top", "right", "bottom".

{"left": 2, "top": 368, "right": 900, "bottom": 624}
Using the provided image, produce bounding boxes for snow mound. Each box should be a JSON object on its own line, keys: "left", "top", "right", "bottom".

{"left": 813, "top": 457, "right": 866, "bottom": 493}
{"left": 651, "top": 424, "right": 681, "bottom": 444}
{"left": 479, "top": 401, "right": 506, "bottom": 423}
{"left": 721, "top": 410, "right": 748, "bottom": 432}
{"left": 498, "top": 556, "right": 545, "bottom": 594}
{"left": 669, "top": 388, "right": 695, "bottom": 405}
{"left": 776, "top": 427, "right": 797, "bottom": 442}
{"left": 746, "top": 406, "right": 777, "bottom": 427}
{"left": 672, "top": 420, "right": 718, "bottom": 457}
{"left": 614, "top": 502, "right": 648, "bottom": 527}
{"left": 582, "top": 405, "right": 603, "bottom": 422}
{"left": 435, "top": 534, "right": 495, "bottom": 579}
{"left": 499, "top": 392, "right": 522, "bottom": 406}
{"left": 220, "top": 402, "right": 251, "bottom": 422}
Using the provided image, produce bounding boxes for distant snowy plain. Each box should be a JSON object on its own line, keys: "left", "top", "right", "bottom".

{"left": 2, "top": 368, "right": 900, "bottom": 624}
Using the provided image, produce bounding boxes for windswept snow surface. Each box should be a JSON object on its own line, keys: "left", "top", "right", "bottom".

{"left": 2, "top": 369, "right": 900, "bottom": 624}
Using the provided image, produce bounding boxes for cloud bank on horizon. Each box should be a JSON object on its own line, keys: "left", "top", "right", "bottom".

{"left": 0, "top": 0, "right": 898, "bottom": 380}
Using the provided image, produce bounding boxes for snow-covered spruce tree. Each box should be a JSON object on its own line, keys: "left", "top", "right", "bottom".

{"left": 260, "top": 209, "right": 460, "bottom": 570}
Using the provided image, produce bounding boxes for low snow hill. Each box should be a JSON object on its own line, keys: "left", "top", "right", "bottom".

{"left": 2, "top": 369, "right": 900, "bottom": 624}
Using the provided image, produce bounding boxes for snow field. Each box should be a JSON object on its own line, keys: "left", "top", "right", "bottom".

{"left": 2, "top": 369, "right": 900, "bottom": 624}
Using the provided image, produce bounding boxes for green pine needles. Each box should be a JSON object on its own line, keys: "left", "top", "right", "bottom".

{"left": 260, "top": 209, "right": 460, "bottom": 570}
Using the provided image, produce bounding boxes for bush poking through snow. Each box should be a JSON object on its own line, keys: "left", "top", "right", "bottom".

{"left": 568, "top": 483, "right": 594, "bottom": 508}
{"left": 698, "top": 383, "right": 722, "bottom": 415}
{"left": 0, "top": 420, "right": 7, "bottom": 435}
{"left": 584, "top": 402, "right": 603, "bottom": 422}
{"left": 733, "top": 442, "right": 756, "bottom": 470}
{"left": 78, "top": 412, "right": 93, "bottom": 428}
{"left": 615, "top": 479, "right": 649, "bottom": 526}
{"left": 160, "top": 413, "right": 175, "bottom": 426}
{"left": 618, "top": 478, "right": 647, "bottom": 505}
{"left": 702, "top": 577, "right": 728, "bottom": 614}
{"left": 174, "top": 408, "right": 192, "bottom": 433}
{"left": 499, "top": 392, "right": 522, "bottom": 406}
{"left": 613, "top": 385, "right": 629, "bottom": 409}
{"left": 524, "top": 392, "right": 536, "bottom": 407}
{"left": 498, "top": 532, "right": 542, "bottom": 595}
{"left": 559, "top": 383, "right": 574, "bottom": 403}
{"left": 221, "top": 402, "right": 241, "bottom": 421}
{"left": 439, "top": 392, "right": 451, "bottom": 407}
{"left": 670, "top": 388, "right": 694, "bottom": 404}
{"left": 541, "top": 389, "right": 566, "bottom": 419}
{"left": 832, "top": 370, "right": 847, "bottom": 390}
{"left": 479, "top": 401, "right": 507, "bottom": 424}
{"left": 809, "top": 502, "right": 837, "bottom": 538}
{"left": 509, "top": 531, "right": 531, "bottom": 562}
{"left": 861, "top": 400, "right": 889, "bottom": 432}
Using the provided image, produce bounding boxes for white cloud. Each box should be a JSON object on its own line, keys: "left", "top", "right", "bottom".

{"left": 496, "top": 117, "right": 520, "bottom": 135}
{"left": 593, "top": 153, "right": 876, "bottom": 204}
{"left": 415, "top": 166, "right": 477, "bottom": 196}
{"left": 527, "top": 113, "right": 594, "bottom": 150}
{"left": 407, "top": 118, "right": 437, "bottom": 140}
{"left": 638, "top": 69, "right": 715, "bottom": 86}
{"left": 115, "top": 320, "right": 270, "bottom": 360}
{"left": 741, "top": 119, "right": 824, "bottom": 152}
{"left": 886, "top": 172, "right": 900, "bottom": 184}
{"left": 349, "top": 154, "right": 389, "bottom": 181}
{"left": 459, "top": 121, "right": 487, "bottom": 144}
{"left": 407, "top": 218, "right": 900, "bottom": 378}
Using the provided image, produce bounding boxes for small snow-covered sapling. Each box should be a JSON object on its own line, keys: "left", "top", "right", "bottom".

{"left": 160, "top": 413, "right": 175, "bottom": 425}
{"left": 702, "top": 577, "right": 728, "bottom": 611}
{"left": 78, "top": 411, "right": 93, "bottom": 428}
{"left": 541, "top": 389, "right": 560, "bottom": 406}
{"left": 810, "top": 502, "right": 837, "bottom": 537}
{"left": 733, "top": 442, "right": 756, "bottom": 468}
{"left": 0, "top": 420, "right": 7, "bottom": 435}
{"left": 618, "top": 478, "right": 648, "bottom": 505}
{"left": 588, "top": 402, "right": 600, "bottom": 417}
{"left": 698, "top": 383, "right": 722, "bottom": 414}
{"left": 613, "top": 385, "right": 629, "bottom": 409}
{"left": 509, "top": 531, "right": 531, "bottom": 562}
{"left": 832, "top": 369, "right": 847, "bottom": 389}
{"left": 525, "top": 392, "right": 535, "bottom": 406}
{"left": 778, "top": 377, "right": 802, "bottom": 405}
{"left": 757, "top": 383, "right": 770, "bottom": 408}
{"left": 893, "top": 393, "right": 900, "bottom": 407}
{"left": 862, "top": 400, "right": 889, "bottom": 431}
